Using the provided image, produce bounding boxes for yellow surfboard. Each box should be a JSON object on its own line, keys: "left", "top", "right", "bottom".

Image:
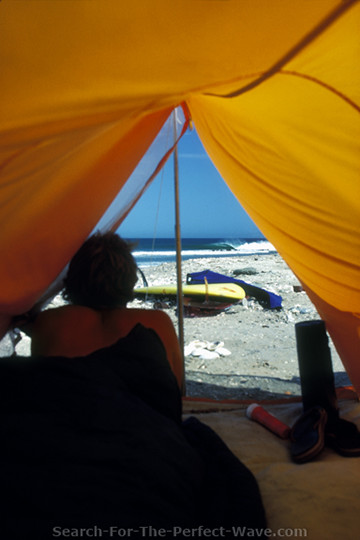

{"left": 134, "top": 282, "right": 245, "bottom": 303}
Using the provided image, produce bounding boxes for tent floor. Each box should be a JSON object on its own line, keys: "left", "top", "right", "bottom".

{"left": 183, "top": 393, "right": 360, "bottom": 539}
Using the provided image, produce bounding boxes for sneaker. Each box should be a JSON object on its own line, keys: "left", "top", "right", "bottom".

{"left": 325, "top": 416, "right": 360, "bottom": 457}
{"left": 290, "top": 407, "right": 327, "bottom": 464}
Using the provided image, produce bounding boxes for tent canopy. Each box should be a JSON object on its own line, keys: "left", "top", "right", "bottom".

{"left": 0, "top": 1, "right": 359, "bottom": 392}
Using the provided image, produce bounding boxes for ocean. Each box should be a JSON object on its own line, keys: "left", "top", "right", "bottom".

{"left": 124, "top": 237, "right": 276, "bottom": 267}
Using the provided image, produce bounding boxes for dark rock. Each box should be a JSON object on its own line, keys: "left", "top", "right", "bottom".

{"left": 293, "top": 285, "right": 304, "bottom": 293}
{"left": 233, "top": 267, "right": 258, "bottom": 276}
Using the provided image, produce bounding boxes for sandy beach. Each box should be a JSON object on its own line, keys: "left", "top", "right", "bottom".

{"left": 2, "top": 252, "right": 351, "bottom": 401}
{"left": 132, "top": 252, "right": 351, "bottom": 401}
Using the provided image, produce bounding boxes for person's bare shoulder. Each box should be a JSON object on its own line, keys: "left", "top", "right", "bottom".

{"left": 124, "top": 307, "right": 174, "bottom": 330}
{"left": 31, "top": 305, "right": 102, "bottom": 356}
{"left": 34, "top": 305, "right": 98, "bottom": 329}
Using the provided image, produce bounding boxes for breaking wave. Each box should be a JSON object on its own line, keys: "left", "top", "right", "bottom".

{"left": 129, "top": 237, "right": 276, "bottom": 267}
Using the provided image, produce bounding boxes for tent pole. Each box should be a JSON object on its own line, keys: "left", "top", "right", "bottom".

{"left": 173, "top": 112, "right": 185, "bottom": 395}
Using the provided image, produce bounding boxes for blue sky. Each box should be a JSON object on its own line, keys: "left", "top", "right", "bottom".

{"left": 118, "top": 127, "right": 263, "bottom": 239}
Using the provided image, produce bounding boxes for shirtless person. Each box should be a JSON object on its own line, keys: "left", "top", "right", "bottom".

{"left": 30, "top": 232, "right": 184, "bottom": 391}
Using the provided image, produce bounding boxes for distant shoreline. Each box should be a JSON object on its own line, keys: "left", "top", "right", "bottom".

{"left": 131, "top": 237, "right": 276, "bottom": 268}
{"left": 136, "top": 249, "right": 278, "bottom": 268}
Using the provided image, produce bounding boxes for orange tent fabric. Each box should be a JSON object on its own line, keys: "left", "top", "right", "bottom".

{"left": 0, "top": 1, "right": 359, "bottom": 392}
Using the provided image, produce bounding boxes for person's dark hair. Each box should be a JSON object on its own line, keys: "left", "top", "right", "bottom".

{"left": 63, "top": 232, "right": 138, "bottom": 309}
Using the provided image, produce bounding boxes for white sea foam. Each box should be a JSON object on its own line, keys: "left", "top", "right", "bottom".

{"left": 133, "top": 240, "right": 276, "bottom": 266}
